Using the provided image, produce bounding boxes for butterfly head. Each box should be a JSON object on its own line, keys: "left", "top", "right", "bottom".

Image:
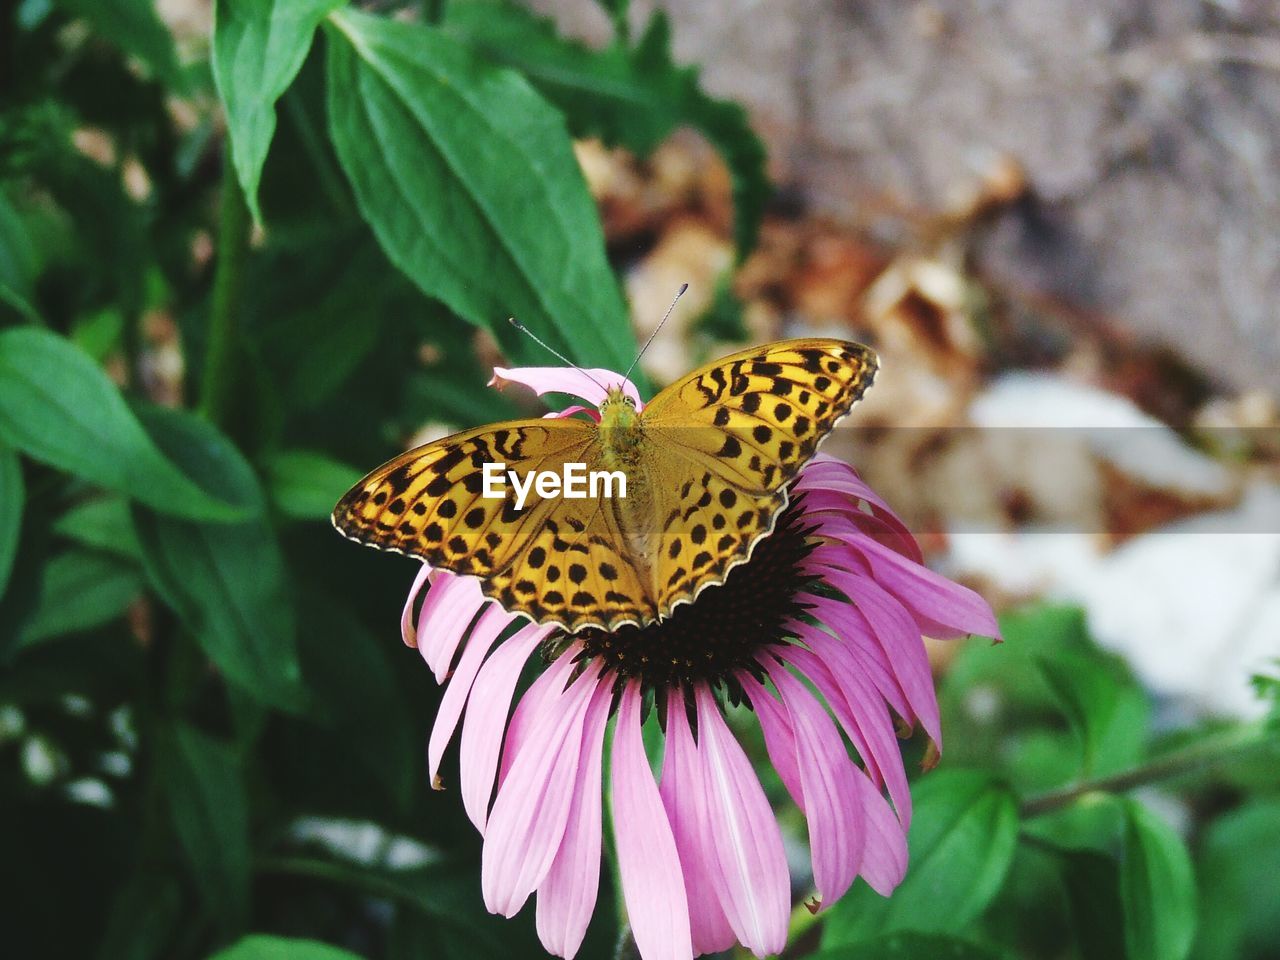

{"left": 598, "top": 384, "right": 642, "bottom": 459}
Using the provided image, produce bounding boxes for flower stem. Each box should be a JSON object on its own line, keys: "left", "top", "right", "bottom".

{"left": 1020, "top": 719, "right": 1275, "bottom": 818}
{"left": 199, "top": 149, "right": 250, "bottom": 428}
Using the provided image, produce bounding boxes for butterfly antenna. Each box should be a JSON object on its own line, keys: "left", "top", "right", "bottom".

{"left": 623, "top": 282, "right": 688, "bottom": 383}
{"left": 507, "top": 317, "right": 610, "bottom": 393}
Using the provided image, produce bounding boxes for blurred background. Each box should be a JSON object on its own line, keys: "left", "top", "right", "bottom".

{"left": 1, "top": 1, "right": 1278, "bottom": 959}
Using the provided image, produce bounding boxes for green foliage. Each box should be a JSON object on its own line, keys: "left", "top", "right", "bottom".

{"left": 325, "top": 8, "right": 636, "bottom": 374}
{"left": 132, "top": 407, "right": 304, "bottom": 711}
{"left": 0, "top": 329, "right": 248, "bottom": 521}
{"left": 213, "top": 0, "right": 346, "bottom": 225}
{"left": 445, "top": 0, "right": 769, "bottom": 258}
{"left": 1, "top": 2, "right": 1273, "bottom": 959}
{"left": 822, "top": 771, "right": 1019, "bottom": 946}
{"left": 209, "top": 936, "right": 363, "bottom": 960}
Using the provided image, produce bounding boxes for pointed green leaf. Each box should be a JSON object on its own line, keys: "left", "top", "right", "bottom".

{"left": 209, "top": 937, "right": 363, "bottom": 960}
{"left": 445, "top": 3, "right": 768, "bottom": 259}
{"left": 324, "top": 8, "right": 638, "bottom": 375}
{"left": 163, "top": 725, "right": 251, "bottom": 934}
{"left": 263, "top": 449, "right": 362, "bottom": 521}
{"left": 1120, "top": 799, "right": 1197, "bottom": 960}
{"left": 132, "top": 407, "right": 305, "bottom": 711}
{"left": 0, "top": 443, "right": 21, "bottom": 597}
{"left": 0, "top": 329, "right": 248, "bottom": 522}
{"left": 18, "top": 548, "right": 143, "bottom": 647}
{"left": 213, "top": 0, "right": 347, "bottom": 225}
{"left": 822, "top": 770, "right": 1020, "bottom": 946}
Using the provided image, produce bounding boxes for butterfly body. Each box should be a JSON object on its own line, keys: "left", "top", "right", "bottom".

{"left": 333, "top": 339, "right": 878, "bottom": 633}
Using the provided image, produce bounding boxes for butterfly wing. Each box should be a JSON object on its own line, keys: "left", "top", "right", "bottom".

{"left": 639, "top": 338, "right": 878, "bottom": 616}
{"left": 332, "top": 418, "right": 656, "bottom": 632}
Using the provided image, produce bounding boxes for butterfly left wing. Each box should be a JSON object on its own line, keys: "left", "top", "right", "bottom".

{"left": 332, "top": 417, "right": 657, "bottom": 631}
{"left": 639, "top": 338, "right": 877, "bottom": 616}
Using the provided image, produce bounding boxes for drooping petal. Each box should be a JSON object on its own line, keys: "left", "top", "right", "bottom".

{"left": 498, "top": 646, "right": 581, "bottom": 785}
{"left": 852, "top": 769, "right": 908, "bottom": 896}
{"left": 741, "top": 675, "right": 805, "bottom": 812}
{"left": 660, "top": 695, "right": 736, "bottom": 956}
{"left": 460, "top": 625, "right": 550, "bottom": 831}
{"left": 800, "top": 594, "right": 913, "bottom": 727}
{"left": 805, "top": 563, "right": 941, "bottom": 746}
{"left": 612, "top": 681, "right": 693, "bottom": 960}
{"left": 400, "top": 563, "right": 432, "bottom": 647}
{"left": 534, "top": 677, "right": 614, "bottom": 959}
{"left": 429, "top": 604, "right": 519, "bottom": 786}
{"left": 490, "top": 366, "right": 643, "bottom": 410}
{"left": 482, "top": 662, "right": 601, "bottom": 917}
{"left": 838, "top": 530, "right": 1000, "bottom": 639}
{"left": 795, "top": 457, "right": 922, "bottom": 563}
{"left": 694, "top": 686, "right": 790, "bottom": 957}
{"left": 543, "top": 405, "right": 600, "bottom": 422}
{"left": 416, "top": 572, "right": 487, "bottom": 681}
{"left": 762, "top": 657, "right": 865, "bottom": 909}
{"left": 783, "top": 638, "right": 912, "bottom": 825}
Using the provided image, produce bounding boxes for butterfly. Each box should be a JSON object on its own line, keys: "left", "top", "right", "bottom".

{"left": 332, "top": 339, "right": 877, "bottom": 633}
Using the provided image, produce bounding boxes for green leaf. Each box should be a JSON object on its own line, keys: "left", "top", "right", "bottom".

{"left": 1036, "top": 650, "right": 1145, "bottom": 777}
{"left": 132, "top": 407, "right": 305, "bottom": 711}
{"left": 1120, "top": 798, "right": 1197, "bottom": 960}
{"left": 324, "top": 8, "right": 639, "bottom": 376}
{"left": 263, "top": 450, "right": 362, "bottom": 520}
{"left": 209, "top": 936, "right": 363, "bottom": 960}
{"left": 51, "top": 0, "right": 185, "bottom": 90}
{"left": 0, "top": 443, "right": 21, "bottom": 596}
{"left": 213, "top": 0, "right": 347, "bottom": 226}
{"left": 296, "top": 591, "right": 414, "bottom": 810}
{"left": 822, "top": 770, "right": 1020, "bottom": 946}
{"left": 95, "top": 871, "right": 183, "bottom": 960}
{"left": 19, "top": 548, "right": 143, "bottom": 647}
{"left": 0, "top": 190, "right": 41, "bottom": 322}
{"left": 445, "top": 2, "right": 769, "bottom": 258}
{"left": 52, "top": 496, "right": 141, "bottom": 560}
{"left": 1056, "top": 847, "right": 1126, "bottom": 960}
{"left": 1193, "top": 800, "right": 1280, "bottom": 960}
{"left": 0, "top": 329, "right": 247, "bottom": 522}
{"left": 810, "top": 932, "right": 1007, "bottom": 960}
{"left": 162, "top": 725, "right": 251, "bottom": 935}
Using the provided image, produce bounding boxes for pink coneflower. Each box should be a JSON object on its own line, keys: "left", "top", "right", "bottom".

{"left": 400, "top": 364, "right": 999, "bottom": 960}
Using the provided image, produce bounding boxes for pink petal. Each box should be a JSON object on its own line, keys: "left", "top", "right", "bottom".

{"left": 490, "top": 366, "right": 643, "bottom": 410}
{"left": 761, "top": 657, "right": 865, "bottom": 910}
{"left": 796, "top": 458, "right": 922, "bottom": 563}
{"left": 543, "top": 405, "right": 600, "bottom": 422}
{"left": 741, "top": 675, "right": 805, "bottom": 812}
{"left": 806, "top": 564, "right": 941, "bottom": 746}
{"left": 660, "top": 695, "right": 735, "bottom": 956}
{"left": 694, "top": 686, "right": 790, "bottom": 957}
{"left": 612, "top": 681, "right": 692, "bottom": 960}
{"left": 482, "top": 663, "right": 601, "bottom": 916}
{"left": 400, "top": 563, "right": 432, "bottom": 647}
{"left": 460, "top": 624, "right": 550, "bottom": 831}
{"left": 852, "top": 769, "right": 908, "bottom": 896}
{"left": 844, "top": 532, "right": 1000, "bottom": 640}
{"left": 800, "top": 595, "right": 913, "bottom": 727}
{"left": 499, "top": 646, "right": 582, "bottom": 785}
{"left": 535, "top": 678, "right": 613, "bottom": 959}
{"left": 428, "top": 604, "right": 513, "bottom": 786}
{"left": 783, "top": 637, "right": 912, "bottom": 826}
{"left": 417, "top": 572, "right": 487, "bottom": 681}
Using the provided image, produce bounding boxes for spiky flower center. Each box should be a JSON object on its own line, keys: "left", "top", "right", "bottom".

{"left": 573, "top": 496, "right": 819, "bottom": 690}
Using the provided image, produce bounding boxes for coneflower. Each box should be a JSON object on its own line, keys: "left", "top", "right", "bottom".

{"left": 398, "top": 364, "right": 999, "bottom": 960}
